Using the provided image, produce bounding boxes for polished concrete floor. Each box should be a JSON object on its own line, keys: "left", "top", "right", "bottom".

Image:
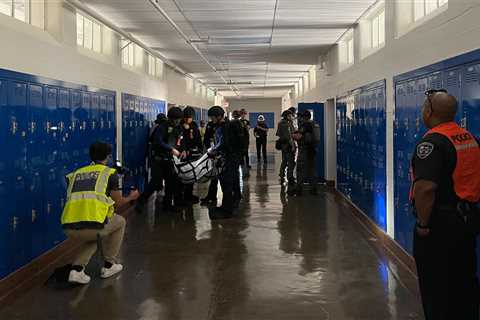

{"left": 0, "top": 153, "right": 424, "bottom": 320}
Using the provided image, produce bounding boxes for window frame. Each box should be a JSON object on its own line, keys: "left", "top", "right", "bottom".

{"left": 0, "top": 0, "right": 31, "bottom": 23}
{"left": 413, "top": 0, "right": 448, "bottom": 22}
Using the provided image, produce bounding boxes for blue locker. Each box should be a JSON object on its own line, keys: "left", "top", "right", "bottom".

{"left": 0, "top": 68, "right": 116, "bottom": 280}
{"left": 121, "top": 93, "right": 165, "bottom": 193}
{"left": 336, "top": 80, "right": 386, "bottom": 231}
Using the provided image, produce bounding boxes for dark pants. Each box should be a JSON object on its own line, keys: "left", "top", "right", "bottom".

{"left": 256, "top": 138, "right": 267, "bottom": 162}
{"left": 243, "top": 149, "right": 250, "bottom": 167}
{"left": 279, "top": 149, "right": 295, "bottom": 182}
{"left": 180, "top": 183, "right": 195, "bottom": 200}
{"left": 162, "top": 160, "right": 180, "bottom": 206}
{"left": 296, "top": 147, "right": 317, "bottom": 191}
{"left": 219, "top": 157, "right": 241, "bottom": 213}
{"left": 414, "top": 211, "right": 479, "bottom": 320}
{"left": 139, "top": 159, "right": 163, "bottom": 203}
{"left": 205, "top": 177, "right": 218, "bottom": 200}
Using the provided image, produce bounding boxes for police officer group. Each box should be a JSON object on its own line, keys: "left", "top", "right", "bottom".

{"left": 58, "top": 91, "right": 480, "bottom": 320}
{"left": 276, "top": 107, "right": 320, "bottom": 196}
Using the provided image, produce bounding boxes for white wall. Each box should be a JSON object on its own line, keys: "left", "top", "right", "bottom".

{"left": 295, "top": 0, "right": 480, "bottom": 238}
{"left": 227, "top": 98, "right": 282, "bottom": 143}
{"left": 0, "top": 1, "right": 214, "bottom": 159}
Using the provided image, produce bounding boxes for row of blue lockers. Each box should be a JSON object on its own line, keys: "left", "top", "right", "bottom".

{"left": 336, "top": 80, "right": 387, "bottom": 231}
{"left": 0, "top": 67, "right": 211, "bottom": 280}
{"left": 333, "top": 48, "right": 480, "bottom": 255}
{"left": 394, "top": 49, "right": 480, "bottom": 253}
{"left": 0, "top": 68, "right": 116, "bottom": 279}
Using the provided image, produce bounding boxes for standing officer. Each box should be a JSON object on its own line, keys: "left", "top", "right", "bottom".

{"left": 254, "top": 114, "right": 269, "bottom": 164}
{"left": 240, "top": 108, "right": 251, "bottom": 172}
{"left": 411, "top": 89, "right": 480, "bottom": 320}
{"left": 138, "top": 106, "right": 183, "bottom": 212}
{"left": 200, "top": 119, "right": 219, "bottom": 206}
{"left": 277, "top": 110, "right": 296, "bottom": 186}
{"left": 207, "top": 106, "right": 243, "bottom": 218}
{"left": 143, "top": 113, "right": 167, "bottom": 203}
{"left": 179, "top": 106, "right": 203, "bottom": 204}
{"left": 62, "top": 142, "right": 140, "bottom": 284}
{"left": 291, "top": 110, "right": 318, "bottom": 196}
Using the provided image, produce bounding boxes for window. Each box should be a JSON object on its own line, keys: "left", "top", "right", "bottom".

{"left": 92, "top": 22, "right": 101, "bottom": 53}
{"left": 371, "top": 9, "right": 385, "bottom": 48}
{"left": 156, "top": 58, "right": 164, "bottom": 79}
{"left": 135, "top": 45, "right": 144, "bottom": 68}
{"left": 121, "top": 40, "right": 135, "bottom": 66}
{"left": 0, "top": 0, "right": 32, "bottom": 23}
{"left": 13, "top": 0, "right": 25, "bottom": 22}
{"left": 77, "top": 12, "right": 112, "bottom": 55}
{"left": 413, "top": 0, "right": 448, "bottom": 22}
{"left": 0, "top": 1, "right": 12, "bottom": 16}
{"left": 147, "top": 54, "right": 156, "bottom": 76}
{"left": 347, "top": 38, "right": 354, "bottom": 64}
{"left": 76, "top": 14, "right": 84, "bottom": 46}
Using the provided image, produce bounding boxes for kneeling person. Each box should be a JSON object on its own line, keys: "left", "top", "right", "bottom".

{"left": 62, "top": 142, "right": 140, "bottom": 284}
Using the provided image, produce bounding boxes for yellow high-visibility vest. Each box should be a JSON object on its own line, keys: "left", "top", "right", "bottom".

{"left": 61, "top": 163, "right": 116, "bottom": 225}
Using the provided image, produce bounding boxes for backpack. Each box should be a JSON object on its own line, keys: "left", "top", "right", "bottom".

{"left": 45, "top": 264, "right": 78, "bottom": 289}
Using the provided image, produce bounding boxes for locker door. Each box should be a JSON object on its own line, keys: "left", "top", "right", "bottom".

{"left": 27, "top": 84, "right": 47, "bottom": 257}
{"left": 443, "top": 68, "right": 462, "bottom": 125}
{"left": 71, "top": 90, "right": 83, "bottom": 170}
{"left": 7, "top": 81, "right": 30, "bottom": 271}
{"left": 81, "top": 92, "right": 91, "bottom": 163}
{"left": 461, "top": 63, "right": 480, "bottom": 135}
{"left": 0, "top": 78, "right": 11, "bottom": 278}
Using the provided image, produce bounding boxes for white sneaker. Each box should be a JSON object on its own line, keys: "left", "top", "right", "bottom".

{"left": 100, "top": 263, "right": 123, "bottom": 279}
{"left": 68, "top": 269, "right": 91, "bottom": 284}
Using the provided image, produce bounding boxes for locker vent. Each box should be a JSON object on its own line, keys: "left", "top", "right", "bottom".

{"left": 465, "top": 65, "right": 479, "bottom": 84}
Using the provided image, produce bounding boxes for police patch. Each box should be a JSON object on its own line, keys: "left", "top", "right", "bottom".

{"left": 416, "top": 142, "right": 434, "bottom": 159}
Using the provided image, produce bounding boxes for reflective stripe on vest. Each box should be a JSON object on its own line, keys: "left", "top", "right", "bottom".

{"left": 61, "top": 164, "right": 116, "bottom": 225}
{"left": 426, "top": 122, "right": 480, "bottom": 202}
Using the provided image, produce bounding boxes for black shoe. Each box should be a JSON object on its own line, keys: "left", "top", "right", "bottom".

{"left": 209, "top": 207, "right": 233, "bottom": 220}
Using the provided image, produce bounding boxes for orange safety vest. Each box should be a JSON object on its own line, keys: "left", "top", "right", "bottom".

{"left": 410, "top": 122, "right": 480, "bottom": 203}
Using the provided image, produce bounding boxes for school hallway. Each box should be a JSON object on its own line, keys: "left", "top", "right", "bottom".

{"left": 0, "top": 153, "right": 424, "bottom": 320}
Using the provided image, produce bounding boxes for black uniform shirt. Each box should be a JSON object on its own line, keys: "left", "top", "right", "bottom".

{"left": 411, "top": 133, "right": 457, "bottom": 207}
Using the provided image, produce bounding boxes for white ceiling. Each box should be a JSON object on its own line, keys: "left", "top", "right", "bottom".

{"left": 81, "top": 0, "right": 377, "bottom": 98}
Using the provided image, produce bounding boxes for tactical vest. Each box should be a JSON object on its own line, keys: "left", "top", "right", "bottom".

{"left": 410, "top": 122, "right": 480, "bottom": 203}
{"left": 61, "top": 164, "right": 116, "bottom": 225}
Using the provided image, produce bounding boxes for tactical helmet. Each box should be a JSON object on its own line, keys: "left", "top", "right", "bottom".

{"left": 183, "top": 106, "right": 196, "bottom": 119}
{"left": 282, "top": 110, "right": 292, "bottom": 119}
{"left": 155, "top": 113, "right": 167, "bottom": 124}
{"left": 167, "top": 106, "right": 183, "bottom": 119}
{"left": 208, "top": 106, "right": 225, "bottom": 117}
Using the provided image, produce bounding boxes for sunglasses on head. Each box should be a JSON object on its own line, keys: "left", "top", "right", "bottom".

{"left": 424, "top": 88, "right": 448, "bottom": 96}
